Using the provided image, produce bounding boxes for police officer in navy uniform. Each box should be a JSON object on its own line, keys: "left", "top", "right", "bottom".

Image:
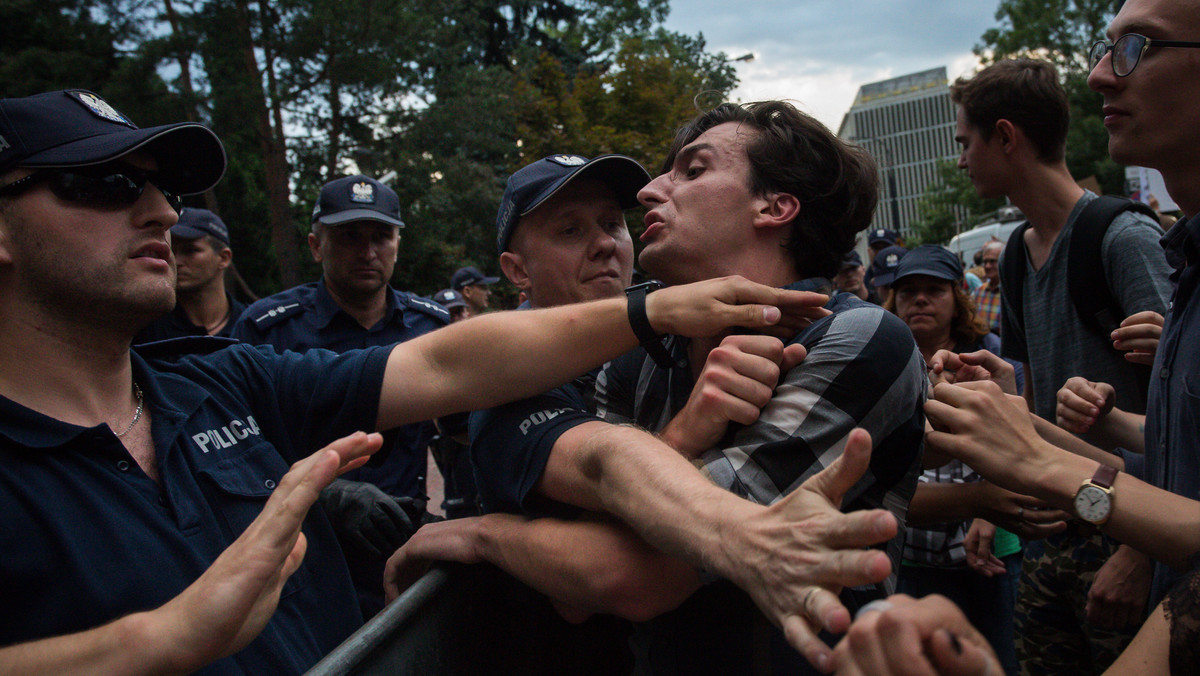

{"left": 134, "top": 207, "right": 247, "bottom": 343}
{"left": 0, "top": 89, "right": 815, "bottom": 674}
{"left": 231, "top": 174, "right": 449, "bottom": 616}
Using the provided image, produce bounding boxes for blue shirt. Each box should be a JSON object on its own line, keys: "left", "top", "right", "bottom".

{"left": 231, "top": 279, "right": 449, "bottom": 497}
{"left": 134, "top": 291, "right": 247, "bottom": 344}
{"left": 0, "top": 339, "right": 391, "bottom": 675}
{"left": 1145, "top": 213, "right": 1200, "bottom": 604}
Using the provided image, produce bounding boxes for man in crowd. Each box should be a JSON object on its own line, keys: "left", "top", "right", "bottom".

{"left": 450, "top": 265, "right": 499, "bottom": 315}
{"left": 833, "top": 250, "right": 880, "bottom": 304}
{"left": 231, "top": 174, "right": 451, "bottom": 615}
{"left": 432, "top": 288, "right": 471, "bottom": 322}
{"left": 971, "top": 238, "right": 1004, "bottom": 334}
{"left": 386, "top": 142, "right": 916, "bottom": 672}
{"left": 952, "top": 58, "right": 1173, "bottom": 673}
{"left": 848, "top": 4, "right": 1200, "bottom": 667}
{"left": 0, "top": 89, "right": 823, "bottom": 673}
{"left": 134, "top": 206, "right": 246, "bottom": 342}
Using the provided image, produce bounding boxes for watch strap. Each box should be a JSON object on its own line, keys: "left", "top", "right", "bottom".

{"left": 625, "top": 282, "right": 686, "bottom": 370}
{"left": 1091, "top": 463, "right": 1118, "bottom": 489}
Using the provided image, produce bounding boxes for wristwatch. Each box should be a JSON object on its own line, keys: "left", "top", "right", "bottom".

{"left": 1073, "top": 464, "right": 1118, "bottom": 525}
{"left": 624, "top": 281, "right": 687, "bottom": 369}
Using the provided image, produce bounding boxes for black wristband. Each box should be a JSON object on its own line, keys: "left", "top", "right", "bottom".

{"left": 625, "top": 281, "right": 686, "bottom": 369}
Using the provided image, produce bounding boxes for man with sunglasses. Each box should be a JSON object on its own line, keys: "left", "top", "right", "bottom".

{"left": 0, "top": 89, "right": 824, "bottom": 674}
{"left": 951, "top": 59, "right": 1173, "bottom": 674}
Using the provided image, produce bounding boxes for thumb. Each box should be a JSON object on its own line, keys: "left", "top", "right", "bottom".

{"left": 782, "top": 343, "right": 807, "bottom": 371}
{"left": 806, "top": 428, "right": 873, "bottom": 507}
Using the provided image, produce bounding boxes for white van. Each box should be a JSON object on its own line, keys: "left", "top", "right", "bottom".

{"left": 946, "top": 206, "right": 1025, "bottom": 265}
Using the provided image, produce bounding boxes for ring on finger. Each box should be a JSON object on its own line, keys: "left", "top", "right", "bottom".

{"left": 1017, "top": 506, "right": 1025, "bottom": 519}
{"left": 802, "top": 587, "right": 818, "bottom": 614}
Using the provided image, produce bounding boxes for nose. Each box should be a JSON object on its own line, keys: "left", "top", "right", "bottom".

{"left": 1087, "top": 49, "right": 1117, "bottom": 93}
{"left": 957, "top": 152, "right": 967, "bottom": 170}
{"left": 588, "top": 226, "right": 619, "bottom": 259}
{"left": 133, "top": 184, "right": 178, "bottom": 232}
{"left": 638, "top": 173, "right": 670, "bottom": 208}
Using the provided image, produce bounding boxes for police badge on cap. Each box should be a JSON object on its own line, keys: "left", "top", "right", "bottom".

{"left": 350, "top": 181, "right": 375, "bottom": 204}
{"left": 69, "top": 92, "right": 133, "bottom": 127}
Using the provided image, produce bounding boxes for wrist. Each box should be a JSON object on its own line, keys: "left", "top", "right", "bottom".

{"left": 120, "top": 610, "right": 185, "bottom": 676}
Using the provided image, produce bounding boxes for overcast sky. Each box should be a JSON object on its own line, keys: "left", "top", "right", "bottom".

{"left": 662, "top": 0, "right": 1004, "bottom": 131}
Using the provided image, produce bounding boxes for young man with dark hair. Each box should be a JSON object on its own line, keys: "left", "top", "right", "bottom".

{"left": 596, "top": 101, "right": 926, "bottom": 671}
{"left": 951, "top": 58, "right": 1173, "bottom": 674}
{"left": 0, "top": 89, "right": 814, "bottom": 674}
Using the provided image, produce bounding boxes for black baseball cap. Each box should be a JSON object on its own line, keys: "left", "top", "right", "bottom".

{"left": 868, "top": 228, "right": 899, "bottom": 247}
{"left": 0, "top": 90, "right": 225, "bottom": 195}
{"left": 893, "top": 245, "right": 963, "bottom": 284}
{"left": 495, "top": 154, "right": 650, "bottom": 254}
{"left": 840, "top": 250, "right": 864, "bottom": 269}
{"left": 433, "top": 288, "right": 467, "bottom": 310}
{"left": 312, "top": 174, "right": 404, "bottom": 228}
{"left": 870, "top": 245, "right": 909, "bottom": 287}
{"left": 171, "top": 207, "right": 230, "bottom": 246}
{"left": 451, "top": 266, "right": 499, "bottom": 289}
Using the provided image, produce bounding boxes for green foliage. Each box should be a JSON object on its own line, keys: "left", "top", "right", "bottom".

{"left": 909, "top": 160, "right": 1007, "bottom": 246}
{"left": 1, "top": 0, "right": 733, "bottom": 301}
{"left": 976, "top": 0, "right": 1125, "bottom": 194}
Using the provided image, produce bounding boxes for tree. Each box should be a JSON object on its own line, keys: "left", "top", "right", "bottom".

{"left": 909, "top": 160, "right": 1006, "bottom": 246}
{"left": 976, "top": 0, "right": 1126, "bottom": 194}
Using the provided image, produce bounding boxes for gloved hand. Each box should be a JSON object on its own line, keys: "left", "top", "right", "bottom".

{"left": 319, "top": 478, "right": 417, "bottom": 558}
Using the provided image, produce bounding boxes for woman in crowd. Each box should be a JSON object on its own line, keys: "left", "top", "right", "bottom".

{"left": 883, "top": 245, "right": 1031, "bottom": 675}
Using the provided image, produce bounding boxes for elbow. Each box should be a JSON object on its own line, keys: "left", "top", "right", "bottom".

{"left": 585, "top": 562, "right": 696, "bottom": 622}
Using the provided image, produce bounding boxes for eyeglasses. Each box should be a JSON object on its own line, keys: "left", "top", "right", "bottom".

{"left": 1089, "top": 33, "right": 1200, "bottom": 77}
{"left": 0, "top": 165, "right": 183, "bottom": 214}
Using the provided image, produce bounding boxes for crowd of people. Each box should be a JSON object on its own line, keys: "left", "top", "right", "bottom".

{"left": 1, "top": 0, "right": 1199, "bottom": 674}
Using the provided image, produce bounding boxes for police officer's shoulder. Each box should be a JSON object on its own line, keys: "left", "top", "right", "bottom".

{"left": 133, "top": 336, "right": 241, "bottom": 360}
{"left": 242, "top": 284, "right": 319, "bottom": 332}
{"left": 398, "top": 291, "right": 452, "bottom": 324}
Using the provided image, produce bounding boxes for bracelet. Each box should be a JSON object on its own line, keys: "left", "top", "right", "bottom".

{"left": 625, "top": 281, "right": 687, "bottom": 369}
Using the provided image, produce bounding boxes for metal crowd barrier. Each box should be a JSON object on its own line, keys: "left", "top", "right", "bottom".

{"left": 304, "top": 563, "right": 634, "bottom": 675}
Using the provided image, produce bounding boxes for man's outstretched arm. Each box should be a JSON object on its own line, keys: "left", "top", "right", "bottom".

{"left": 376, "top": 277, "right": 828, "bottom": 428}
{"left": 0, "top": 432, "right": 383, "bottom": 676}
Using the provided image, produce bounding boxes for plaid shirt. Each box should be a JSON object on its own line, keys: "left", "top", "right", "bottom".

{"left": 971, "top": 280, "right": 1003, "bottom": 332}
{"left": 595, "top": 288, "right": 927, "bottom": 596}
{"left": 902, "top": 460, "right": 979, "bottom": 567}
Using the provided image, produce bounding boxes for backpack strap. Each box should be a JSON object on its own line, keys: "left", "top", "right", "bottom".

{"left": 999, "top": 221, "right": 1032, "bottom": 337}
{"left": 1067, "top": 195, "right": 1159, "bottom": 337}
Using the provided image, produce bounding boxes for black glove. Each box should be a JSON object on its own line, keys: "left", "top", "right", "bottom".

{"left": 319, "top": 478, "right": 417, "bottom": 558}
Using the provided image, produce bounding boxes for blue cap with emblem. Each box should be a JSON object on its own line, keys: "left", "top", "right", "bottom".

{"left": 893, "top": 245, "right": 963, "bottom": 284}
{"left": 0, "top": 90, "right": 225, "bottom": 195}
{"left": 432, "top": 288, "right": 467, "bottom": 310}
{"left": 312, "top": 174, "right": 404, "bottom": 229}
{"left": 868, "top": 228, "right": 899, "bottom": 246}
{"left": 870, "top": 245, "right": 909, "bottom": 287}
{"left": 171, "top": 207, "right": 230, "bottom": 246}
{"left": 495, "top": 154, "right": 650, "bottom": 254}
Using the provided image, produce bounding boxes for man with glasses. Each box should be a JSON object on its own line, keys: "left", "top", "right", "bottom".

{"left": 951, "top": 59, "right": 1173, "bottom": 675}
{"left": 0, "top": 89, "right": 818, "bottom": 674}
{"left": 1087, "top": 0, "right": 1200, "bottom": 617}
{"left": 970, "top": 239, "right": 1004, "bottom": 333}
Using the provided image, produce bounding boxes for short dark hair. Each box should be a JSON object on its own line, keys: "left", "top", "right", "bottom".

{"left": 950, "top": 59, "right": 1069, "bottom": 163}
{"left": 661, "top": 101, "right": 879, "bottom": 279}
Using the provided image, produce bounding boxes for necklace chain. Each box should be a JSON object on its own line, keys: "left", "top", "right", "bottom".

{"left": 115, "top": 382, "right": 144, "bottom": 438}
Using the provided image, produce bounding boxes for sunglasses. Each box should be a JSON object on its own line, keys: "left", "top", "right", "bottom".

{"left": 1089, "top": 33, "right": 1200, "bottom": 77}
{"left": 0, "top": 165, "right": 184, "bottom": 214}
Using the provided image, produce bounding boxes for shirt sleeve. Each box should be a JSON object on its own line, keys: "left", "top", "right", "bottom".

{"left": 593, "top": 350, "right": 643, "bottom": 425}
{"left": 699, "top": 304, "right": 927, "bottom": 507}
{"left": 1103, "top": 213, "right": 1172, "bottom": 318}
{"left": 468, "top": 384, "right": 598, "bottom": 517}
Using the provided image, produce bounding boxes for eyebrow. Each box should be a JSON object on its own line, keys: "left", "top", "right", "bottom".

{"left": 1109, "top": 20, "right": 1167, "bottom": 40}
{"left": 674, "top": 142, "right": 716, "bottom": 168}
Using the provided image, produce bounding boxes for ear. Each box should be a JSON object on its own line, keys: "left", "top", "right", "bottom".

{"left": 216, "top": 247, "right": 233, "bottom": 271}
{"left": 753, "top": 192, "right": 801, "bottom": 230}
{"left": 307, "top": 232, "right": 322, "bottom": 263}
{"left": 994, "top": 119, "right": 1018, "bottom": 153}
{"left": 499, "top": 251, "right": 531, "bottom": 292}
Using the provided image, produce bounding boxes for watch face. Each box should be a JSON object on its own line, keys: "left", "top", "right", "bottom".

{"left": 1074, "top": 485, "right": 1112, "bottom": 523}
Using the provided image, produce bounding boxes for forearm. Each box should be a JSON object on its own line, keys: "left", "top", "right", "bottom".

{"left": 906, "top": 481, "right": 981, "bottom": 527}
{"left": 0, "top": 613, "right": 177, "bottom": 676}
{"left": 474, "top": 513, "right": 699, "bottom": 621}
{"left": 1031, "top": 414, "right": 1126, "bottom": 470}
{"left": 1092, "top": 409, "right": 1147, "bottom": 454}
{"left": 379, "top": 300, "right": 636, "bottom": 427}
{"left": 1032, "top": 444, "right": 1200, "bottom": 570}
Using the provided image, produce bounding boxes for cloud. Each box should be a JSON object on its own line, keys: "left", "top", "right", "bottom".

{"left": 665, "top": 0, "right": 998, "bottom": 129}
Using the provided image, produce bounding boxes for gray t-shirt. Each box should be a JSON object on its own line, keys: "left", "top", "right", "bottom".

{"left": 1000, "top": 192, "right": 1172, "bottom": 419}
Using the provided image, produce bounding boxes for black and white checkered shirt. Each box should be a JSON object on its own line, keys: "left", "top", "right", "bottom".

{"left": 595, "top": 287, "right": 927, "bottom": 596}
